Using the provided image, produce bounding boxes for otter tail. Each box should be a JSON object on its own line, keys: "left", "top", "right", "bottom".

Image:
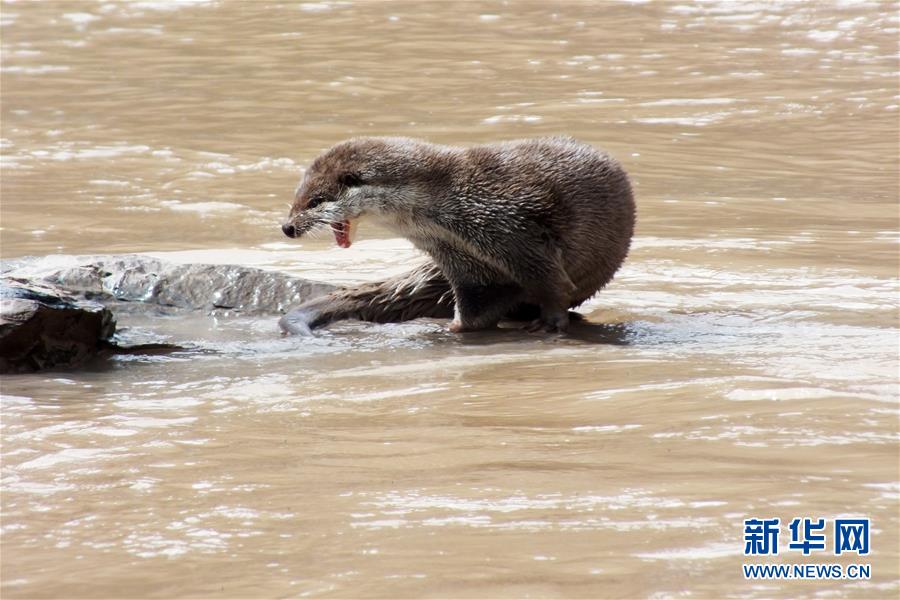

{"left": 279, "top": 262, "right": 455, "bottom": 335}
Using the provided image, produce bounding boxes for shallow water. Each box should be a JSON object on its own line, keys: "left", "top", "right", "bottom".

{"left": 1, "top": 1, "right": 898, "bottom": 598}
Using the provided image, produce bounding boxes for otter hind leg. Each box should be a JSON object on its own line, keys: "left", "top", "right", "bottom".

{"left": 521, "top": 262, "right": 577, "bottom": 333}
{"left": 449, "top": 281, "right": 523, "bottom": 332}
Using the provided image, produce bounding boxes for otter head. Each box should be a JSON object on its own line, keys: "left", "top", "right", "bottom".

{"left": 281, "top": 137, "right": 444, "bottom": 248}
{"left": 280, "top": 142, "right": 373, "bottom": 248}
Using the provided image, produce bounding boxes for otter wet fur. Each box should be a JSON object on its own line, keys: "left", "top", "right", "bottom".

{"left": 279, "top": 136, "right": 635, "bottom": 335}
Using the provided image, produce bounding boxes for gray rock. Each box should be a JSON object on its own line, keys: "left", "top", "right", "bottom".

{"left": 4, "top": 254, "right": 336, "bottom": 314}
{"left": 1, "top": 254, "right": 337, "bottom": 372}
{"left": 0, "top": 279, "right": 116, "bottom": 373}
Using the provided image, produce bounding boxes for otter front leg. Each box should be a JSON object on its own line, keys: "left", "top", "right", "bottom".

{"left": 425, "top": 240, "right": 522, "bottom": 333}
{"left": 449, "top": 281, "right": 522, "bottom": 332}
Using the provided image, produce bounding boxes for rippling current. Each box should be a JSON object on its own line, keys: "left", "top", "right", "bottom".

{"left": 1, "top": 1, "right": 898, "bottom": 598}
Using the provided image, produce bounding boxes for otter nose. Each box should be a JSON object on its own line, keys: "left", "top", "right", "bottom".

{"left": 282, "top": 223, "right": 296, "bottom": 238}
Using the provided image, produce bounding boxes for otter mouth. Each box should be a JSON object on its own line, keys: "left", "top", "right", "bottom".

{"left": 330, "top": 220, "right": 353, "bottom": 248}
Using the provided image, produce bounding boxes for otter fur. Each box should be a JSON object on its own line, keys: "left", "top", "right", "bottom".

{"left": 279, "top": 136, "right": 635, "bottom": 334}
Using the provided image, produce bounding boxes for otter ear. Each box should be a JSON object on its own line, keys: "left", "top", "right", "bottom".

{"left": 339, "top": 173, "right": 364, "bottom": 187}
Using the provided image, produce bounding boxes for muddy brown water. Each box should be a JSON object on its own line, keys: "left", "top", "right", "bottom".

{"left": 1, "top": 1, "right": 898, "bottom": 598}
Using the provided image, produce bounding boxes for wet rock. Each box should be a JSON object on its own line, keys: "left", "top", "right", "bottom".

{"left": 4, "top": 254, "right": 336, "bottom": 315}
{"left": 0, "top": 279, "right": 116, "bottom": 373}
{"left": 1, "top": 254, "right": 337, "bottom": 372}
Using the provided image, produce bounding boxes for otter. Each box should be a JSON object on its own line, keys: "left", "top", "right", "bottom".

{"left": 279, "top": 136, "right": 635, "bottom": 335}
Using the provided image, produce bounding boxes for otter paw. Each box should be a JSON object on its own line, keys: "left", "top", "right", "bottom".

{"left": 526, "top": 314, "right": 570, "bottom": 333}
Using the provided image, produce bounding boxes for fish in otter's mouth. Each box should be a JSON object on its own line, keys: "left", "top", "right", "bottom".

{"left": 330, "top": 219, "right": 353, "bottom": 248}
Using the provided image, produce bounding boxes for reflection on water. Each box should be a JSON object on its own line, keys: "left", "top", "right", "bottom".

{"left": 1, "top": 1, "right": 898, "bottom": 598}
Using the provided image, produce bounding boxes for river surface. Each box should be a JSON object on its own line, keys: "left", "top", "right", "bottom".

{"left": 1, "top": 1, "right": 898, "bottom": 598}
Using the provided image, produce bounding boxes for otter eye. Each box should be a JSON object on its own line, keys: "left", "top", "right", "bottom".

{"left": 306, "top": 196, "right": 327, "bottom": 210}
{"left": 339, "top": 173, "right": 363, "bottom": 187}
